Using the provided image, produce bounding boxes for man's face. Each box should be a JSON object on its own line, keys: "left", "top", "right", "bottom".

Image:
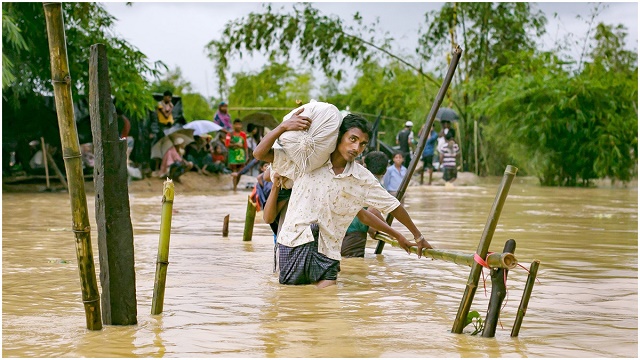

{"left": 443, "top": 121, "right": 451, "bottom": 129}
{"left": 393, "top": 154, "right": 404, "bottom": 166}
{"left": 163, "top": 95, "right": 171, "bottom": 103}
{"left": 336, "top": 128, "right": 369, "bottom": 162}
{"left": 220, "top": 104, "right": 228, "bottom": 113}
{"left": 233, "top": 122, "right": 243, "bottom": 132}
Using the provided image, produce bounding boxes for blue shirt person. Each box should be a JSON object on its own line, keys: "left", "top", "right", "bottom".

{"left": 383, "top": 152, "right": 407, "bottom": 194}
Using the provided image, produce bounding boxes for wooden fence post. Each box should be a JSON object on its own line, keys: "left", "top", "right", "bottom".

{"left": 89, "top": 43, "right": 137, "bottom": 325}
{"left": 482, "top": 239, "right": 516, "bottom": 337}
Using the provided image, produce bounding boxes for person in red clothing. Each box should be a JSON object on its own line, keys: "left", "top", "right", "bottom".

{"left": 225, "top": 119, "right": 248, "bottom": 190}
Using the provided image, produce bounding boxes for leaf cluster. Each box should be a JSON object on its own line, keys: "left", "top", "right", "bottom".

{"left": 2, "top": 2, "right": 165, "bottom": 120}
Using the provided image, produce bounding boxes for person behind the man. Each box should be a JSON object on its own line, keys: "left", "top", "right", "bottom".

{"left": 214, "top": 101, "right": 232, "bottom": 133}
{"left": 341, "top": 151, "right": 389, "bottom": 258}
{"left": 396, "top": 121, "right": 415, "bottom": 168}
{"left": 383, "top": 152, "right": 407, "bottom": 197}
{"left": 254, "top": 111, "right": 432, "bottom": 288}
{"left": 439, "top": 131, "right": 460, "bottom": 184}
{"left": 421, "top": 124, "right": 438, "bottom": 185}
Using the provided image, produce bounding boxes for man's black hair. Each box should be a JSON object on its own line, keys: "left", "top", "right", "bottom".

{"left": 233, "top": 119, "right": 242, "bottom": 124}
{"left": 364, "top": 151, "right": 389, "bottom": 176}
{"left": 393, "top": 151, "right": 405, "bottom": 159}
{"left": 163, "top": 90, "right": 172, "bottom": 97}
{"left": 338, "top": 114, "right": 372, "bottom": 142}
{"left": 247, "top": 123, "right": 256, "bottom": 132}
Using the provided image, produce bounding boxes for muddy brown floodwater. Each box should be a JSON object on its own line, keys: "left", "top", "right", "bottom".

{"left": 2, "top": 178, "right": 637, "bottom": 357}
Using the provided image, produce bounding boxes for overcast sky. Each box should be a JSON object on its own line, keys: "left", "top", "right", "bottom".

{"left": 103, "top": 1, "right": 638, "bottom": 99}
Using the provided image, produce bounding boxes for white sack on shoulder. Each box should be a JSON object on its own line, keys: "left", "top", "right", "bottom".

{"left": 276, "top": 101, "right": 342, "bottom": 178}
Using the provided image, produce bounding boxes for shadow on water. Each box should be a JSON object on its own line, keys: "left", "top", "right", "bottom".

{"left": 2, "top": 180, "right": 637, "bottom": 357}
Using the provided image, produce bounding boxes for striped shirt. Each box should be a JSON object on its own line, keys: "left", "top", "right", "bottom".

{"left": 438, "top": 142, "right": 459, "bottom": 168}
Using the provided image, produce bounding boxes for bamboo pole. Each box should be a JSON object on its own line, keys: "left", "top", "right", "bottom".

{"left": 46, "top": 150, "right": 69, "bottom": 190}
{"left": 222, "top": 214, "right": 230, "bottom": 237}
{"left": 41, "top": 137, "right": 51, "bottom": 189}
{"left": 511, "top": 260, "right": 541, "bottom": 337}
{"left": 374, "top": 233, "right": 517, "bottom": 269}
{"left": 474, "top": 119, "right": 478, "bottom": 175}
{"left": 375, "top": 45, "right": 463, "bottom": 254}
{"left": 152, "top": 180, "right": 175, "bottom": 315}
{"left": 451, "top": 165, "right": 518, "bottom": 334}
{"left": 482, "top": 239, "right": 516, "bottom": 337}
{"left": 43, "top": 2, "right": 102, "bottom": 331}
{"left": 243, "top": 196, "right": 256, "bottom": 241}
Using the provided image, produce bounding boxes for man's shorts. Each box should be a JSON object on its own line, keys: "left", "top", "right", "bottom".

{"left": 422, "top": 155, "right": 434, "bottom": 169}
{"left": 340, "top": 231, "right": 368, "bottom": 258}
{"left": 278, "top": 224, "right": 340, "bottom": 285}
{"left": 443, "top": 166, "right": 457, "bottom": 182}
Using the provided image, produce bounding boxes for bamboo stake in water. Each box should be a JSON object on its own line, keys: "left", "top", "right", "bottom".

{"left": 511, "top": 260, "right": 541, "bottom": 337}
{"left": 374, "top": 233, "right": 517, "bottom": 269}
{"left": 482, "top": 239, "right": 517, "bottom": 337}
{"left": 40, "top": 137, "right": 50, "bottom": 189}
{"left": 43, "top": 2, "right": 102, "bottom": 330}
{"left": 243, "top": 196, "right": 256, "bottom": 241}
{"left": 375, "top": 45, "right": 463, "bottom": 254}
{"left": 451, "top": 165, "right": 518, "bottom": 334}
{"left": 222, "top": 214, "right": 230, "bottom": 237}
{"left": 152, "top": 180, "right": 175, "bottom": 315}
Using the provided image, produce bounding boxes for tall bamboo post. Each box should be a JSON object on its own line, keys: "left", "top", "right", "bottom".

{"left": 511, "top": 260, "right": 541, "bottom": 337}
{"left": 451, "top": 165, "right": 518, "bottom": 334}
{"left": 152, "top": 180, "right": 175, "bottom": 315}
{"left": 41, "top": 137, "right": 51, "bottom": 190}
{"left": 482, "top": 239, "right": 516, "bottom": 337}
{"left": 243, "top": 196, "right": 256, "bottom": 241}
{"left": 89, "top": 43, "right": 137, "bottom": 325}
{"left": 222, "top": 214, "right": 230, "bottom": 237}
{"left": 374, "top": 233, "right": 517, "bottom": 269}
{"left": 375, "top": 45, "right": 463, "bottom": 254}
{"left": 43, "top": 2, "right": 102, "bottom": 330}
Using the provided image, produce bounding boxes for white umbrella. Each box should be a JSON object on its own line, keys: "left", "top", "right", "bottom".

{"left": 150, "top": 130, "right": 195, "bottom": 159}
{"left": 184, "top": 120, "right": 223, "bottom": 136}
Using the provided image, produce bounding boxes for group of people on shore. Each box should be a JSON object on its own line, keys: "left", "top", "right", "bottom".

{"left": 147, "top": 91, "right": 264, "bottom": 186}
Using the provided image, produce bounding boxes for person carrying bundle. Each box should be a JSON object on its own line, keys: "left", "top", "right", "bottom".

{"left": 254, "top": 104, "right": 433, "bottom": 288}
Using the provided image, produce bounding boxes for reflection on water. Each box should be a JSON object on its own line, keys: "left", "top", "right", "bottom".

{"left": 3, "top": 179, "right": 637, "bottom": 357}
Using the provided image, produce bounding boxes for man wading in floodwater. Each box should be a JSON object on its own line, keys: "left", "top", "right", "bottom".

{"left": 254, "top": 110, "right": 433, "bottom": 288}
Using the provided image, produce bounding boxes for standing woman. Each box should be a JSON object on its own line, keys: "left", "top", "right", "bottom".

{"left": 214, "top": 101, "right": 233, "bottom": 133}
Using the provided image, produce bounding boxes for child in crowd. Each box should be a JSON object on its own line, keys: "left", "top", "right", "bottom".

{"left": 225, "top": 119, "right": 248, "bottom": 189}
{"left": 383, "top": 152, "right": 407, "bottom": 197}
{"left": 439, "top": 131, "right": 460, "bottom": 183}
{"left": 210, "top": 144, "right": 230, "bottom": 174}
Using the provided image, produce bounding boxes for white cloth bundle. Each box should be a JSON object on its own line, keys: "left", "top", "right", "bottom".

{"left": 276, "top": 101, "right": 342, "bottom": 178}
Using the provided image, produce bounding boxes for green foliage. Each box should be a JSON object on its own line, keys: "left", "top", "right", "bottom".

{"left": 472, "top": 45, "right": 637, "bottom": 185}
{"left": 207, "top": 3, "right": 396, "bottom": 98}
{"left": 227, "top": 62, "right": 312, "bottom": 121}
{"left": 2, "top": 2, "right": 165, "bottom": 120}
{"left": 181, "top": 93, "right": 213, "bottom": 121}
{"left": 464, "top": 310, "right": 484, "bottom": 336}
{"left": 208, "top": 2, "right": 637, "bottom": 185}
{"left": 323, "top": 61, "right": 439, "bottom": 144}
